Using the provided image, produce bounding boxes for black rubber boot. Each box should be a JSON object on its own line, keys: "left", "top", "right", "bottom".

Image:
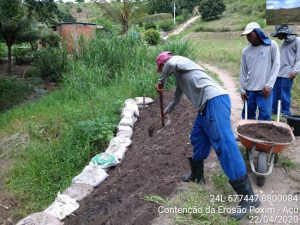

{"left": 182, "top": 158, "right": 205, "bottom": 184}
{"left": 229, "top": 174, "right": 261, "bottom": 220}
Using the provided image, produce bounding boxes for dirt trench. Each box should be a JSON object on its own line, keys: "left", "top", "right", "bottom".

{"left": 64, "top": 93, "right": 198, "bottom": 225}
{"left": 65, "top": 64, "right": 300, "bottom": 225}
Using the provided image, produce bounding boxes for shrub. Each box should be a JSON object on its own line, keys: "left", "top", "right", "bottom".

{"left": 29, "top": 47, "right": 68, "bottom": 82}
{"left": 76, "top": 7, "right": 82, "bottom": 13}
{"left": 144, "top": 29, "right": 160, "bottom": 45}
{"left": 78, "top": 117, "right": 116, "bottom": 150}
{"left": 159, "top": 20, "right": 175, "bottom": 31}
{"left": 40, "top": 33, "right": 61, "bottom": 48}
{"left": 14, "top": 47, "right": 34, "bottom": 65}
{"left": 199, "top": 0, "right": 226, "bottom": 21}
{"left": 144, "top": 21, "right": 157, "bottom": 30}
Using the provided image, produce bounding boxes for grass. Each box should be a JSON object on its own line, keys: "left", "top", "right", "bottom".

{"left": 277, "top": 155, "right": 299, "bottom": 169}
{"left": 145, "top": 172, "right": 239, "bottom": 225}
{"left": 0, "top": 78, "right": 32, "bottom": 112}
{"left": 0, "top": 31, "right": 196, "bottom": 219}
{"left": 1, "top": 0, "right": 299, "bottom": 223}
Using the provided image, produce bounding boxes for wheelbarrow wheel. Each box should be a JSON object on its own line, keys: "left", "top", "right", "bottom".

{"left": 257, "top": 152, "right": 267, "bottom": 187}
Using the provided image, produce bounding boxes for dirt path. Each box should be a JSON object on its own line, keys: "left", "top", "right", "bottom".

{"left": 163, "top": 15, "right": 201, "bottom": 40}
{"left": 200, "top": 63, "right": 300, "bottom": 225}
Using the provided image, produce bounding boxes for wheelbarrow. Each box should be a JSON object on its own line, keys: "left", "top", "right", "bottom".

{"left": 236, "top": 120, "right": 295, "bottom": 186}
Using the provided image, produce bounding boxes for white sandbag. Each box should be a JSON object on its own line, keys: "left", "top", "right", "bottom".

{"left": 105, "top": 144, "right": 128, "bottom": 161}
{"left": 118, "top": 116, "right": 135, "bottom": 127}
{"left": 135, "top": 97, "right": 154, "bottom": 105}
{"left": 44, "top": 193, "right": 79, "bottom": 220}
{"left": 16, "top": 212, "right": 63, "bottom": 225}
{"left": 121, "top": 108, "right": 135, "bottom": 118}
{"left": 72, "top": 164, "right": 108, "bottom": 187}
{"left": 118, "top": 125, "right": 133, "bottom": 132}
{"left": 124, "top": 99, "right": 139, "bottom": 117}
{"left": 109, "top": 136, "right": 132, "bottom": 147}
{"left": 62, "top": 183, "right": 93, "bottom": 201}
{"left": 90, "top": 152, "right": 120, "bottom": 169}
{"left": 116, "top": 130, "right": 133, "bottom": 139}
{"left": 117, "top": 125, "right": 133, "bottom": 138}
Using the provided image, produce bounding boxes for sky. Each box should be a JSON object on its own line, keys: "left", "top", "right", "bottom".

{"left": 267, "top": 0, "right": 300, "bottom": 9}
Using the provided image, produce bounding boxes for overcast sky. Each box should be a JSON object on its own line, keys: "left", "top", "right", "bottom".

{"left": 267, "top": 0, "right": 300, "bottom": 9}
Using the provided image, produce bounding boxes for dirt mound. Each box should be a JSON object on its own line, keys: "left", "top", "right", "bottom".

{"left": 237, "top": 123, "right": 293, "bottom": 143}
{"left": 64, "top": 92, "right": 197, "bottom": 225}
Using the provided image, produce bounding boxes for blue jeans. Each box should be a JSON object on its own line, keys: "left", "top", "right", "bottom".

{"left": 190, "top": 95, "right": 246, "bottom": 181}
{"left": 242, "top": 90, "right": 272, "bottom": 121}
{"left": 272, "top": 77, "right": 293, "bottom": 116}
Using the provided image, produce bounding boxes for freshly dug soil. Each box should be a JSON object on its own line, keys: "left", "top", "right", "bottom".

{"left": 237, "top": 123, "right": 293, "bottom": 143}
{"left": 64, "top": 92, "right": 198, "bottom": 225}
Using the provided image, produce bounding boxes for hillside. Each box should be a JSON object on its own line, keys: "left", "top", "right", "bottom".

{"left": 266, "top": 7, "right": 300, "bottom": 25}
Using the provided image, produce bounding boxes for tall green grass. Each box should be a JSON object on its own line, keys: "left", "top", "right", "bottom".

{"left": 0, "top": 32, "right": 196, "bottom": 219}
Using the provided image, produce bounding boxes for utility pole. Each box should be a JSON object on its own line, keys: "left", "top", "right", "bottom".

{"left": 173, "top": 1, "right": 176, "bottom": 25}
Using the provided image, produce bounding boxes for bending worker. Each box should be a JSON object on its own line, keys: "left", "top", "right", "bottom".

{"left": 240, "top": 22, "right": 280, "bottom": 120}
{"left": 155, "top": 51, "right": 260, "bottom": 220}
{"left": 271, "top": 24, "right": 300, "bottom": 116}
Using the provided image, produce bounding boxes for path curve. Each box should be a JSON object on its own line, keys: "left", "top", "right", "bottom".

{"left": 163, "top": 15, "right": 201, "bottom": 40}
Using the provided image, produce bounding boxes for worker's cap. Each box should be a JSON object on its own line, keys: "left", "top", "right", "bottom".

{"left": 241, "top": 22, "right": 261, "bottom": 36}
{"left": 156, "top": 51, "right": 172, "bottom": 72}
{"left": 271, "top": 24, "right": 296, "bottom": 37}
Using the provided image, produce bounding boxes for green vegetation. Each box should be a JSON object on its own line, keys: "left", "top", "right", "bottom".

{"left": 266, "top": 7, "right": 300, "bottom": 25}
{"left": 277, "top": 155, "right": 299, "bottom": 169}
{"left": 0, "top": 32, "right": 195, "bottom": 218}
{"left": 144, "top": 29, "right": 161, "bottom": 45}
{"left": 190, "top": 0, "right": 265, "bottom": 32}
{"left": 0, "top": 79, "right": 30, "bottom": 112}
{"left": 199, "top": 0, "right": 226, "bottom": 21}
{"left": 1, "top": 0, "right": 299, "bottom": 223}
{"left": 145, "top": 172, "right": 238, "bottom": 225}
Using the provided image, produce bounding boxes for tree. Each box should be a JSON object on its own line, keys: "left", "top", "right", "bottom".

{"left": 0, "top": 0, "right": 26, "bottom": 73}
{"left": 176, "top": 0, "right": 201, "bottom": 14}
{"left": 96, "top": 0, "right": 146, "bottom": 34}
{"left": 199, "top": 0, "right": 225, "bottom": 20}
{"left": 23, "top": 0, "right": 61, "bottom": 25}
{"left": 0, "top": 0, "right": 39, "bottom": 73}
{"left": 147, "top": 0, "right": 173, "bottom": 14}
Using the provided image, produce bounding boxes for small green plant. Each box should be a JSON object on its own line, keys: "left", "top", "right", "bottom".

{"left": 212, "top": 172, "right": 233, "bottom": 196}
{"left": 144, "top": 29, "right": 160, "bottom": 45}
{"left": 277, "top": 156, "right": 298, "bottom": 168}
{"left": 78, "top": 117, "right": 116, "bottom": 150}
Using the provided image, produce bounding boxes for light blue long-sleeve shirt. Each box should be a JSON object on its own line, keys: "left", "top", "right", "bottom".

{"left": 240, "top": 40, "right": 280, "bottom": 94}
{"left": 158, "top": 56, "right": 228, "bottom": 113}
{"left": 278, "top": 36, "right": 300, "bottom": 78}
